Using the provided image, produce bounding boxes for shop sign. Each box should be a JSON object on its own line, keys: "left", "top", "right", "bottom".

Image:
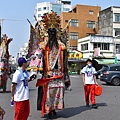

{"left": 90, "top": 36, "right": 113, "bottom": 43}
{"left": 68, "top": 52, "right": 83, "bottom": 58}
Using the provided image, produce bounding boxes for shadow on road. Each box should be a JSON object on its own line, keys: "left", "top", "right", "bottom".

{"left": 43, "top": 103, "right": 107, "bottom": 119}
{"left": 0, "top": 91, "right": 11, "bottom": 93}
{"left": 96, "top": 102, "right": 107, "bottom": 107}
{"left": 58, "top": 106, "right": 91, "bottom": 118}
{"left": 43, "top": 106, "right": 91, "bottom": 120}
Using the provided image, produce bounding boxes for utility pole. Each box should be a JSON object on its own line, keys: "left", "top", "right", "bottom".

{"left": 0, "top": 18, "right": 4, "bottom": 42}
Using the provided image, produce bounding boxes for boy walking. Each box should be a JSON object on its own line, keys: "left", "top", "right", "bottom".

{"left": 81, "top": 59, "right": 98, "bottom": 108}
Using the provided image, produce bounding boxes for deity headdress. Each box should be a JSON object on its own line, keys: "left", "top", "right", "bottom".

{"left": 38, "top": 11, "right": 69, "bottom": 49}
{"left": 41, "top": 10, "right": 61, "bottom": 30}
{"left": 40, "top": 11, "right": 62, "bottom": 38}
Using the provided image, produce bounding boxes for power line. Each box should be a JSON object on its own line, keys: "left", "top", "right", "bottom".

{"left": 0, "top": 18, "right": 34, "bottom": 23}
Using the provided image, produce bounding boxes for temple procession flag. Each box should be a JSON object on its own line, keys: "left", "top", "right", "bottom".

{"left": 27, "top": 19, "right": 40, "bottom": 58}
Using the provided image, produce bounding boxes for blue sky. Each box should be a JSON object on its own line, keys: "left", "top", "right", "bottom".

{"left": 0, "top": 0, "right": 120, "bottom": 56}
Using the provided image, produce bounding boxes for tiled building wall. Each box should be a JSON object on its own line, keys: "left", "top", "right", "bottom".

{"left": 60, "top": 5, "right": 101, "bottom": 47}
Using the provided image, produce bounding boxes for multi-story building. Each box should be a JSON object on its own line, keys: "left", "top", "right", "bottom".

{"left": 18, "top": 43, "right": 28, "bottom": 58}
{"left": 78, "top": 35, "right": 114, "bottom": 59}
{"left": 77, "top": 35, "right": 117, "bottom": 70}
{"left": 60, "top": 4, "right": 101, "bottom": 50}
{"left": 98, "top": 6, "right": 120, "bottom": 59}
{"left": 34, "top": 0, "right": 72, "bottom": 21}
{"left": 98, "top": 6, "right": 120, "bottom": 37}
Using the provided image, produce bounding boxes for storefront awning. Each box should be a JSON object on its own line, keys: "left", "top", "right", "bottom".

{"left": 94, "top": 58, "right": 120, "bottom": 64}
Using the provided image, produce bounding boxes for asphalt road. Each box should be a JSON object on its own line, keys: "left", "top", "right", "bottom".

{"left": 0, "top": 75, "right": 120, "bottom": 120}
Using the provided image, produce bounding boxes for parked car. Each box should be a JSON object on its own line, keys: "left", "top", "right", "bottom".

{"left": 95, "top": 69, "right": 102, "bottom": 79}
{"left": 100, "top": 64, "right": 120, "bottom": 86}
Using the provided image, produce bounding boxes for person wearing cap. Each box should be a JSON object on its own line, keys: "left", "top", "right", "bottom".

{"left": 11, "top": 57, "right": 37, "bottom": 120}
{"left": 81, "top": 58, "right": 98, "bottom": 108}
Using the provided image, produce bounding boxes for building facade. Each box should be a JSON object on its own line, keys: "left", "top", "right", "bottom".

{"left": 18, "top": 43, "right": 28, "bottom": 58}
{"left": 98, "top": 6, "right": 120, "bottom": 37}
{"left": 60, "top": 4, "right": 101, "bottom": 50}
{"left": 98, "top": 6, "right": 120, "bottom": 59}
{"left": 34, "top": 0, "right": 72, "bottom": 21}
{"left": 78, "top": 35, "right": 114, "bottom": 58}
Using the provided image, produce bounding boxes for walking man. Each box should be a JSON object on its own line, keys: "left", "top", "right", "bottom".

{"left": 81, "top": 58, "right": 98, "bottom": 108}
{"left": 11, "top": 57, "right": 36, "bottom": 120}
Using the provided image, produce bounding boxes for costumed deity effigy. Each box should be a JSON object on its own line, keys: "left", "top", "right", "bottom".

{"left": 0, "top": 34, "right": 12, "bottom": 92}
{"left": 27, "top": 11, "right": 71, "bottom": 118}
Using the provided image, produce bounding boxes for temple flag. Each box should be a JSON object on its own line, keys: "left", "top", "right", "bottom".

{"left": 27, "top": 20, "right": 40, "bottom": 58}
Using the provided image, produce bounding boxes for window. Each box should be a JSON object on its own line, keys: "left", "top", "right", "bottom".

{"left": 38, "top": 14, "right": 41, "bottom": 17}
{"left": 43, "top": 7, "right": 46, "bottom": 10}
{"left": 93, "top": 43, "right": 109, "bottom": 50}
{"left": 70, "top": 32, "right": 78, "bottom": 40}
{"left": 89, "top": 10, "right": 94, "bottom": 15}
{"left": 110, "top": 66, "right": 120, "bottom": 71}
{"left": 114, "top": 14, "right": 120, "bottom": 22}
{"left": 38, "top": 8, "right": 42, "bottom": 11}
{"left": 63, "top": 8, "right": 70, "bottom": 11}
{"left": 81, "top": 43, "right": 88, "bottom": 50}
{"left": 52, "top": 4, "right": 62, "bottom": 15}
{"left": 103, "top": 43, "right": 109, "bottom": 50}
{"left": 70, "top": 19, "right": 79, "bottom": 27}
{"left": 116, "top": 44, "right": 120, "bottom": 54}
{"left": 65, "top": 20, "right": 68, "bottom": 23}
{"left": 102, "top": 66, "right": 109, "bottom": 71}
{"left": 86, "top": 20, "right": 95, "bottom": 28}
{"left": 115, "top": 28, "right": 120, "bottom": 36}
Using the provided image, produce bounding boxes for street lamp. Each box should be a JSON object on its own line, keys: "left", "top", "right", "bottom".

{"left": 114, "top": 35, "right": 120, "bottom": 64}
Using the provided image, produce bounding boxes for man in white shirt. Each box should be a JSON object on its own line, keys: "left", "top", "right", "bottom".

{"left": 81, "top": 59, "right": 98, "bottom": 108}
{"left": 11, "top": 57, "right": 36, "bottom": 120}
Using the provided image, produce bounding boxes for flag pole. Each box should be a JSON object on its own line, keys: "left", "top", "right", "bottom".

{"left": 27, "top": 19, "right": 34, "bottom": 28}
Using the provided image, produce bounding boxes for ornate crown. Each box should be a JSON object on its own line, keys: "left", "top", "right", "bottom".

{"left": 41, "top": 10, "right": 61, "bottom": 30}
